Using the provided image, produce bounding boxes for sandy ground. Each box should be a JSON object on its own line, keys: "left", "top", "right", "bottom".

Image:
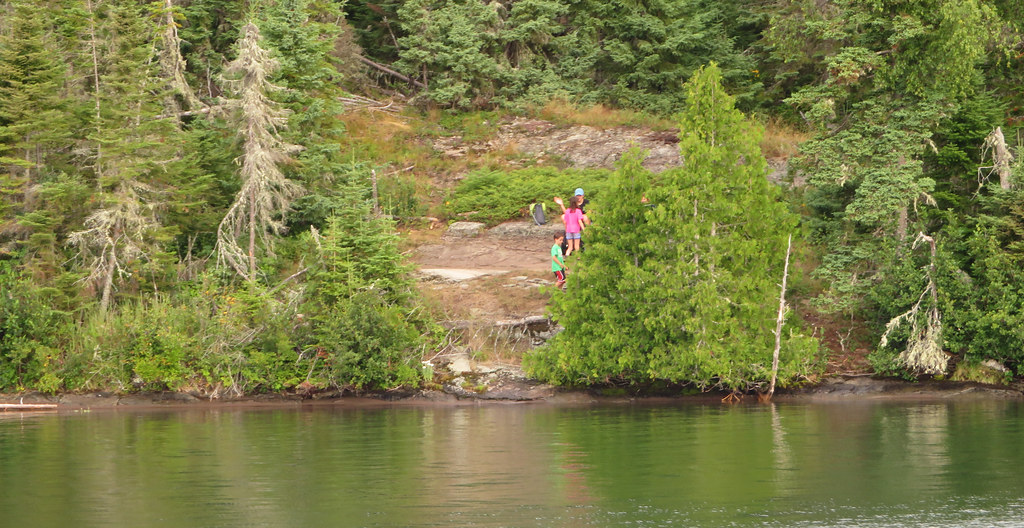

{"left": 411, "top": 234, "right": 552, "bottom": 271}
{"left": 408, "top": 223, "right": 560, "bottom": 324}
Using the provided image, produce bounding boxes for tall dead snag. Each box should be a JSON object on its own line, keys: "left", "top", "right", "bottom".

{"left": 216, "top": 22, "right": 303, "bottom": 280}
{"left": 766, "top": 234, "right": 793, "bottom": 401}
{"left": 68, "top": 182, "right": 160, "bottom": 313}
{"left": 980, "top": 126, "right": 1015, "bottom": 191}
{"left": 879, "top": 232, "right": 946, "bottom": 375}
{"left": 156, "top": 0, "right": 203, "bottom": 116}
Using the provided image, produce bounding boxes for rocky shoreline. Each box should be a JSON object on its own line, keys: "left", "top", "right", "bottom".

{"left": 3, "top": 368, "right": 1021, "bottom": 411}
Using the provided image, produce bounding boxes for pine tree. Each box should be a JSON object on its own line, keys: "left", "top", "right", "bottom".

{"left": 302, "top": 187, "right": 428, "bottom": 389}
{"left": 67, "top": 0, "right": 180, "bottom": 313}
{"left": 215, "top": 21, "right": 303, "bottom": 281}
{"left": 528, "top": 64, "right": 818, "bottom": 392}
{"left": 396, "top": 0, "right": 501, "bottom": 108}
{"left": 0, "top": 0, "right": 71, "bottom": 222}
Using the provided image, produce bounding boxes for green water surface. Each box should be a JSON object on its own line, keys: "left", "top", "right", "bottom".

{"left": 1, "top": 400, "right": 1022, "bottom": 527}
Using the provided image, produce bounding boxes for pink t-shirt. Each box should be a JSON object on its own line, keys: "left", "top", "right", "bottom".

{"left": 563, "top": 209, "right": 584, "bottom": 234}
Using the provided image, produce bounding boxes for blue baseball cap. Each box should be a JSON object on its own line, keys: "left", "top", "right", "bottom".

{"left": 574, "top": 188, "right": 584, "bottom": 196}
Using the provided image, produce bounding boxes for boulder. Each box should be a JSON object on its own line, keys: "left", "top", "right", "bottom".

{"left": 445, "top": 221, "right": 486, "bottom": 237}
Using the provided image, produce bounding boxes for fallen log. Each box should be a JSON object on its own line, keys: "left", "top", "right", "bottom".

{"left": 0, "top": 403, "right": 58, "bottom": 411}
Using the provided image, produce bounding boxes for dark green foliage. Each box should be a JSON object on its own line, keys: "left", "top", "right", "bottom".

{"left": 930, "top": 191, "right": 1024, "bottom": 372}
{"left": 447, "top": 167, "right": 611, "bottom": 225}
{"left": 396, "top": 0, "right": 501, "bottom": 108}
{"left": 366, "top": 0, "right": 763, "bottom": 111}
{"left": 526, "top": 65, "right": 819, "bottom": 391}
{"left": 0, "top": 267, "right": 70, "bottom": 391}
{"left": 0, "top": 0, "right": 1022, "bottom": 392}
{"left": 556, "top": 0, "right": 759, "bottom": 113}
{"left": 302, "top": 199, "right": 431, "bottom": 389}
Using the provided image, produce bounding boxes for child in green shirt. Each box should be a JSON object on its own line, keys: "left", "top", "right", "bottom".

{"left": 551, "top": 232, "right": 568, "bottom": 289}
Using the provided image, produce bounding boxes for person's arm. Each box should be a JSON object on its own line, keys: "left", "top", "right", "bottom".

{"left": 552, "top": 253, "right": 567, "bottom": 271}
{"left": 553, "top": 196, "right": 567, "bottom": 213}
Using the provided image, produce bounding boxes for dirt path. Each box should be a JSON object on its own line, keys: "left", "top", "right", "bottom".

{"left": 408, "top": 221, "right": 559, "bottom": 351}
{"left": 411, "top": 222, "right": 554, "bottom": 272}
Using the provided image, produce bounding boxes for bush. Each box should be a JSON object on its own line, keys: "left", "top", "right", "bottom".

{"left": 446, "top": 167, "right": 612, "bottom": 225}
{"left": 301, "top": 205, "right": 439, "bottom": 390}
{"left": 0, "top": 272, "right": 71, "bottom": 391}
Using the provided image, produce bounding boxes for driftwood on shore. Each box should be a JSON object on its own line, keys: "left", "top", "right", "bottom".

{"left": 1, "top": 403, "right": 58, "bottom": 411}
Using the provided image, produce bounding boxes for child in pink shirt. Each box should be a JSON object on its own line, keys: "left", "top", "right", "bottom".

{"left": 561, "top": 195, "right": 586, "bottom": 256}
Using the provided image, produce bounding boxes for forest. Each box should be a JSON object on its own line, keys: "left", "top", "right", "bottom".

{"left": 0, "top": 0, "right": 1022, "bottom": 396}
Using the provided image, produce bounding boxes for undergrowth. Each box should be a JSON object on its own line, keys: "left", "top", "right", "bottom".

{"left": 446, "top": 167, "right": 612, "bottom": 225}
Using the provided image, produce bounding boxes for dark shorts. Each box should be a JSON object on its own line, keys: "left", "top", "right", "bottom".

{"left": 554, "top": 270, "right": 565, "bottom": 282}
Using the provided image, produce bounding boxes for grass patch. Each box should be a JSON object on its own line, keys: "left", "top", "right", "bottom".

{"left": 951, "top": 361, "right": 1011, "bottom": 385}
{"left": 760, "top": 117, "right": 810, "bottom": 159}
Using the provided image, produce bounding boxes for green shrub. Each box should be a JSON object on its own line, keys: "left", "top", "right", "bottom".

{"left": 0, "top": 272, "right": 71, "bottom": 391}
{"left": 446, "top": 167, "right": 612, "bottom": 225}
{"left": 378, "top": 173, "right": 424, "bottom": 218}
{"left": 301, "top": 203, "right": 439, "bottom": 390}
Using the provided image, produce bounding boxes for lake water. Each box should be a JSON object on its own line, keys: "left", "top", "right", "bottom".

{"left": 2, "top": 400, "right": 1023, "bottom": 527}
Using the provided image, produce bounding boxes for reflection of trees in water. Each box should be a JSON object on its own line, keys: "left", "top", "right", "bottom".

{"left": 414, "top": 406, "right": 566, "bottom": 522}
{"left": 902, "top": 404, "right": 950, "bottom": 483}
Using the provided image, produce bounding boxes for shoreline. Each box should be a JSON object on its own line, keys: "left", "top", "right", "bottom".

{"left": 2, "top": 376, "right": 1021, "bottom": 412}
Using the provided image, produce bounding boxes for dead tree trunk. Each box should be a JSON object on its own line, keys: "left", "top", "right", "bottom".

{"left": 767, "top": 234, "right": 792, "bottom": 401}
{"left": 99, "top": 248, "right": 117, "bottom": 314}
{"left": 159, "top": 0, "right": 203, "bottom": 114}
{"left": 991, "top": 126, "right": 1013, "bottom": 190}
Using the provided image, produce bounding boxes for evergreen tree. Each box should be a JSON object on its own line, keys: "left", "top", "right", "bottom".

{"left": 527, "top": 64, "right": 818, "bottom": 392}
{"left": 559, "top": 0, "right": 759, "bottom": 113}
{"left": 67, "top": 0, "right": 181, "bottom": 313}
{"left": 302, "top": 188, "right": 429, "bottom": 389}
{"left": 767, "top": 0, "right": 1006, "bottom": 373}
{"left": 396, "top": 0, "right": 501, "bottom": 108}
{"left": 0, "top": 0, "right": 71, "bottom": 222}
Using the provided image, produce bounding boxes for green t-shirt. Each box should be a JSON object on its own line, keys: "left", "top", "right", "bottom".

{"left": 551, "top": 243, "right": 565, "bottom": 272}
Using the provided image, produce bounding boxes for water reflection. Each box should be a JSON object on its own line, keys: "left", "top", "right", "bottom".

{"left": 1, "top": 400, "right": 1023, "bottom": 527}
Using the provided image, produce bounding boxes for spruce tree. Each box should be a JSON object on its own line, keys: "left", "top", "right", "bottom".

{"left": 67, "top": 0, "right": 180, "bottom": 313}
{"left": 396, "top": 0, "right": 501, "bottom": 108}
{"left": 527, "top": 64, "right": 818, "bottom": 392}
{"left": 302, "top": 187, "right": 428, "bottom": 389}
{"left": 0, "top": 0, "right": 70, "bottom": 221}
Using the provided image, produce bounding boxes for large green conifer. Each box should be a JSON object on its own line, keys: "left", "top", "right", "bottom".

{"left": 527, "top": 64, "right": 818, "bottom": 392}
{"left": 67, "top": 0, "right": 181, "bottom": 312}
{"left": 0, "top": 0, "right": 70, "bottom": 223}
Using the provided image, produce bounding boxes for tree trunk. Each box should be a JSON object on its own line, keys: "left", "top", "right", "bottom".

{"left": 896, "top": 206, "right": 908, "bottom": 241}
{"left": 767, "top": 234, "right": 792, "bottom": 401}
{"left": 371, "top": 169, "right": 381, "bottom": 217}
{"left": 248, "top": 186, "right": 257, "bottom": 279}
{"left": 100, "top": 248, "right": 116, "bottom": 314}
{"left": 160, "top": 0, "right": 203, "bottom": 113}
{"left": 358, "top": 56, "right": 426, "bottom": 89}
{"left": 991, "top": 126, "right": 1013, "bottom": 190}
{"left": 86, "top": 0, "right": 103, "bottom": 181}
